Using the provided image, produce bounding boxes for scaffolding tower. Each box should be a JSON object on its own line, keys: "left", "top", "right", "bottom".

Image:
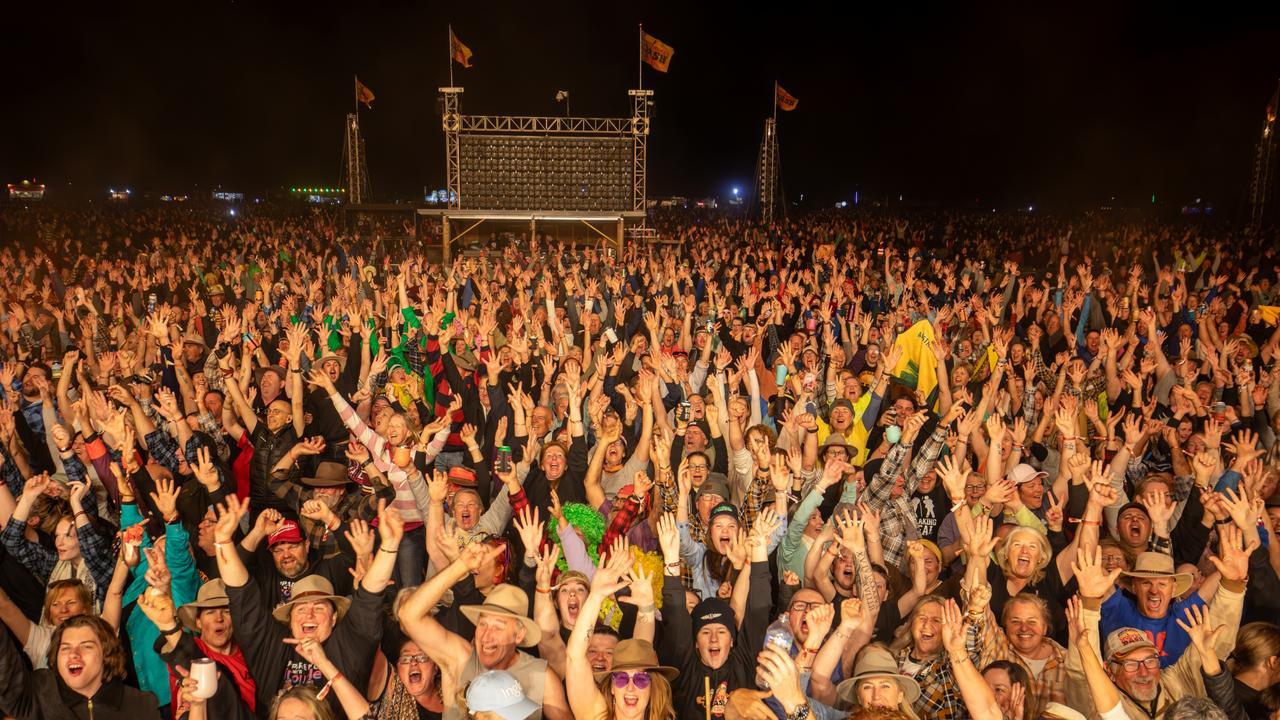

{"left": 752, "top": 118, "right": 782, "bottom": 225}
{"left": 1248, "top": 80, "right": 1279, "bottom": 230}
{"left": 342, "top": 113, "right": 371, "bottom": 205}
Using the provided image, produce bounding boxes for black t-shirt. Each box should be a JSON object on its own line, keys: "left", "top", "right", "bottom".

{"left": 910, "top": 484, "right": 951, "bottom": 545}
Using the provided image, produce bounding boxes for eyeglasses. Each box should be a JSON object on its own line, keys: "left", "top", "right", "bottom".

{"left": 1112, "top": 656, "right": 1160, "bottom": 673}
{"left": 398, "top": 654, "right": 429, "bottom": 665}
{"left": 789, "top": 601, "right": 820, "bottom": 613}
{"left": 611, "top": 671, "right": 651, "bottom": 689}
{"left": 965, "top": 484, "right": 987, "bottom": 492}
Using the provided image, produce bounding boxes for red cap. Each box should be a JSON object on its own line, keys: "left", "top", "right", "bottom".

{"left": 268, "top": 520, "right": 305, "bottom": 547}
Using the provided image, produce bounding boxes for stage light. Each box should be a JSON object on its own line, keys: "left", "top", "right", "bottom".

{"left": 732, "top": 187, "right": 739, "bottom": 196}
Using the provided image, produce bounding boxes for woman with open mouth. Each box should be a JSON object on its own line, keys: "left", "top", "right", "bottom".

{"left": 565, "top": 547, "right": 678, "bottom": 720}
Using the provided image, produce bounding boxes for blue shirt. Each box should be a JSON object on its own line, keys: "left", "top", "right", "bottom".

{"left": 1100, "top": 588, "right": 1205, "bottom": 668}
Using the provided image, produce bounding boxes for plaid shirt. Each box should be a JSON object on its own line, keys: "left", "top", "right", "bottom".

{"left": 864, "top": 426, "right": 948, "bottom": 569}
{"left": 600, "top": 496, "right": 643, "bottom": 554}
{"left": 145, "top": 429, "right": 182, "bottom": 475}
{"left": 989, "top": 623, "right": 1068, "bottom": 720}
{"left": 0, "top": 516, "right": 115, "bottom": 604}
{"left": 898, "top": 611, "right": 990, "bottom": 720}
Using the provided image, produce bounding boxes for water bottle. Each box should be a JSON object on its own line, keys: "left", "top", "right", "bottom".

{"left": 760, "top": 614, "right": 794, "bottom": 690}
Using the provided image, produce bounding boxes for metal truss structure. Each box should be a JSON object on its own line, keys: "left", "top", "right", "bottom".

{"left": 440, "top": 87, "right": 650, "bottom": 213}
{"left": 435, "top": 86, "right": 650, "bottom": 260}
{"left": 751, "top": 118, "right": 781, "bottom": 225}
{"left": 1248, "top": 80, "right": 1279, "bottom": 230}
{"left": 341, "top": 113, "right": 371, "bottom": 205}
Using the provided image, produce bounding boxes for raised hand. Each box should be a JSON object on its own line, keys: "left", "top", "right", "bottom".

{"left": 344, "top": 519, "right": 375, "bottom": 559}
{"left": 376, "top": 499, "right": 404, "bottom": 547}
{"left": 1209, "top": 523, "right": 1258, "bottom": 583}
{"left": 1175, "top": 603, "right": 1225, "bottom": 666}
{"left": 513, "top": 505, "right": 544, "bottom": 558}
{"left": 939, "top": 598, "right": 969, "bottom": 658}
{"left": 1072, "top": 546, "right": 1121, "bottom": 598}
{"left": 656, "top": 513, "right": 681, "bottom": 562}
{"left": 148, "top": 475, "right": 180, "bottom": 522}
{"left": 212, "top": 495, "right": 249, "bottom": 544}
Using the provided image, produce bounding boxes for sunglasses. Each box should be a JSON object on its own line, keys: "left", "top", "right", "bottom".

{"left": 611, "top": 671, "right": 651, "bottom": 689}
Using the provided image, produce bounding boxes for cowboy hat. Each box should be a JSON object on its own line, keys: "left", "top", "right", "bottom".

{"left": 1121, "top": 552, "right": 1193, "bottom": 597}
{"left": 819, "top": 432, "right": 855, "bottom": 457}
{"left": 835, "top": 646, "right": 921, "bottom": 712}
{"left": 178, "top": 579, "right": 230, "bottom": 632}
{"left": 592, "top": 639, "right": 679, "bottom": 683}
{"left": 300, "top": 461, "right": 351, "bottom": 488}
{"left": 181, "top": 331, "right": 207, "bottom": 349}
{"left": 459, "top": 584, "right": 541, "bottom": 647}
{"left": 271, "top": 575, "right": 352, "bottom": 624}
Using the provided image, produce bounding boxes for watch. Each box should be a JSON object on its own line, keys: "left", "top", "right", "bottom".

{"left": 786, "top": 701, "right": 811, "bottom": 720}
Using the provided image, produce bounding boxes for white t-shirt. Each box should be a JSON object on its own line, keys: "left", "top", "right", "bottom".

{"left": 24, "top": 623, "right": 53, "bottom": 669}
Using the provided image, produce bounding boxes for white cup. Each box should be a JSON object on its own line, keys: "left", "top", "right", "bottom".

{"left": 190, "top": 658, "right": 218, "bottom": 700}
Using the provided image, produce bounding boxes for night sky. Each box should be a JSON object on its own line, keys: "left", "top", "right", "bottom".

{"left": 4, "top": 1, "right": 1279, "bottom": 209}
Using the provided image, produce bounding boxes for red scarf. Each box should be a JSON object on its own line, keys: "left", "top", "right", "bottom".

{"left": 167, "top": 638, "right": 257, "bottom": 717}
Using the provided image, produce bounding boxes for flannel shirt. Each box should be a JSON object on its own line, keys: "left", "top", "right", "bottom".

{"left": 863, "top": 425, "right": 948, "bottom": 569}
{"left": 989, "top": 624, "right": 1068, "bottom": 720}
{"left": 196, "top": 410, "right": 231, "bottom": 461}
{"left": 899, "top": 609, "right": 990, "bottom": 720}
{"left": 600, "top": 496, "right": 643, "bottom": 553}
{"left": 145, "top": 429, "right": 182, "bottom": 475}
{"left": 0, "top": 516, "right": 115, "bottom": 604}
{"left": 1030, "top": 347, "right": 1105, "bottom": 402}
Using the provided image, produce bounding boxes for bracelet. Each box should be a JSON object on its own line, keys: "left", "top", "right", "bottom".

{"left": 214, "top": 540, "right": 232, "bottom": 547}
{"left": 637, "top": 603, "right": 657, "bottom": 614}
{"left": 378, "top": 547, "right": 397, "bottom": 554}
{"left": 156, "top": 624, "right": 180, "bottom": 635}
{"left": 949, "top": 652, "right": 972, "bottom": 666}
{"left": 1080, "top": 519, "right": 1101, "bottom": 527}
{"left": 535, "top": 586, "right": 551, "bottom": 594}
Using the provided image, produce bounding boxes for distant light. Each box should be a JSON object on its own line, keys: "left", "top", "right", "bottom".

{"left": 1151, "top": 194, "right": 1156, "bottom": 204}
{"left": 898, "top": 194, "right": 903, "bottom": 202}
{"left": 854, "top": 191, "right": 859, "bottom": 205}
{"left": 1028, "top": 205, "right": 1034, "bottom": 212}
{"left": 732, "top": 187, "right": 739, "bottom": 196}
{"left": 1196, "top": 197, "right": 1201, "bottom": 203}
{"left": 229, "top": 208, "right": 237, "bottom": 216}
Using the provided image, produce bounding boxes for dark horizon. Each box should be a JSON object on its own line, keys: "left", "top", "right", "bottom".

{"left": 3, "top": 2, "right": 1279, "bottom": 210}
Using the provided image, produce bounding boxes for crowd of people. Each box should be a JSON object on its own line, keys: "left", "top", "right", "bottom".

{"left": 0, "top": 202, "right": 1277, "bottom": 720}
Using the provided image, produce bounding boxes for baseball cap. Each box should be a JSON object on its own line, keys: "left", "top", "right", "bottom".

{"left": 465, "top": 670, "right": 539, "bottom": 720}
{"left": 267, "top": 520, "right": 304, "bottom": 547}
{"left": 1006, "top": 463, "right": 1047, "bottom": 485}
{"left": 1104, "top": 627, "right": 1157, "bottom": 662}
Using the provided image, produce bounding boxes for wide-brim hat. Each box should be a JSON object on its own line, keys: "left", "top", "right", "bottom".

{"left": 178, "top": 579, "right": 230, "bottom": 632}
{"left": 182, "top": 331, "right": 207, "bottom": 349}
{"left": 301, "top": 461, "right": 351, "bottom": 488}
{"left": 836, "top": 646, "right": 921, "bottom": 707}
{"left": 1121, "top": 551, "right": 1193, "bottom": 596}
{"left": 1043, "top": 702, "right": 1088, "bottom": 720}
{"left": 591, "top": 639, "right": 679, "bottom": 683}
{"left": 271, "top": 575, "right": 352, "bottom": 624}
{"left": 696, "top": 472, "right": 731, "bottom": 502}
{"left": 459, "top": 584, "right": 541, "bottom": 647}
{"left": 820, "top": 432, "right": 855, "bottom": 456}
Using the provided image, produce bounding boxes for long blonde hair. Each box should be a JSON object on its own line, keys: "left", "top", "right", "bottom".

{"left": 597, "top": 672, "right": 676, "bottom": 720}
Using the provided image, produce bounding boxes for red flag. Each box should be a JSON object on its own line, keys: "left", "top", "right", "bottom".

{"left": 355, "top": 78, "right": 375, "bottom": 108}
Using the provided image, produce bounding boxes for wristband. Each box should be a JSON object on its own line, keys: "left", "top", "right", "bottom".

{"left": 637, "top": 603, "right": 657, "bottom": 614}
{"left": 378, "top": 547, "right": 397, "bottom": 554}
{"left": 156, "top": 624, "right": 180, "bottom": 635}
{"left": 535, "top": 586, "right": 551, "bottom": 594}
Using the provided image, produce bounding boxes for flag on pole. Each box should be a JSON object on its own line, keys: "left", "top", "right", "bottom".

{"left": 641, "top": 30, "right": 674, "bottom": 72}
{"left": 890, "top": 320, "right": 940, "bottom": 411}
{"left": 775, "top": 84, "right": 799, "bottom": 111}
{"left": 355, "top": 78, "right": 375, "bottom": 108}
{"left": 450, "top": 27, "right": 474, "bottom": 68}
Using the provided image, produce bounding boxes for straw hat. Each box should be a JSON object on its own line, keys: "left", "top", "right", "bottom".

{"left": 177, "top": 579, "right": 229, "bottom": 632}
{"left": 591, "top": 639, "right": 678, "bottom": 683}
{"left": 271, "top": 575, "right": 352, "bottom": 624}
{"left": 1121, "top": 552, "right": 1193, "bottom": 597}
{"left": 459, "top": 584, "right": 541, "bottom": 647}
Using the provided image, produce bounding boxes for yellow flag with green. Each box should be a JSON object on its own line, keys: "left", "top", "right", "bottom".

{"left": 891, "top": 320, "right": 940, "bottom": 411}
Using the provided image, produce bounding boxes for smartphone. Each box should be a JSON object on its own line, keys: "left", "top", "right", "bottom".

{"left": 497, "top": 446, "right": 513, "bottom": 474}
{"left": 50, "top": 361, "right": 62, "bottom": 380}
{"left": 147, "top": 292, "right": 157, "bottom": 313}
{"left": 604, "top": 327, "right": 618, "bottom": 344}
{"left": 676, "top": 401, "right": 691, "bottom": 423}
